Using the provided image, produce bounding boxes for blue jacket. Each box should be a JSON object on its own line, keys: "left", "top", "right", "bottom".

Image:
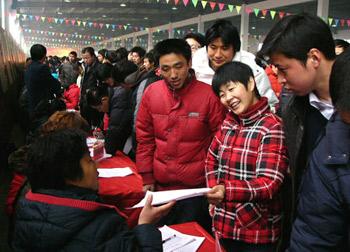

{"left": 288, "top": 113, "right": 350, "bottom": 252}
{"left": 12, "top": 186, "right": 162, "bottom": 251}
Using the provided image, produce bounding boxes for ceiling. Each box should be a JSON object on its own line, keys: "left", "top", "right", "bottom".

{"left": 12, "top": 0, "right": 350, "bottom": 50}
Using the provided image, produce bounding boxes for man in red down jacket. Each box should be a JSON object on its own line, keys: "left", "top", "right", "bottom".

{"left": 136, "top": 39, "right": 226, "bottom": 230}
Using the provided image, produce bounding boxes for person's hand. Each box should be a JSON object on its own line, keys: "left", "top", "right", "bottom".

{"left": 138, "top": 194, "right": 175, "bottom": 225}
{"left": 208, "top": 204, "right": 215, "bottom": 217}
{"left": 206, "top": 184, "right": 225, "bottom": 206}
{"left": 143, "top": 184, "right": 155, "bottom": 192}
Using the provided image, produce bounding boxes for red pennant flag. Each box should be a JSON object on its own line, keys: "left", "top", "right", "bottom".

{"left": 99, "top": 23, "right": 104, "bottom": 28}
{"left": 71, "top": 20, "right": 76, "bottom": 25}
{"left": 183, "top": 0, "right": 189, "bottom": 6}
{"left": 261, "top": 9, "right": 268, "bottom": 16}
{"left": 245, "top": 7, "right": 253, "bottom": 14}
{"left": 209, "top": 1, "right": 216, "bottom": 10}
{"left": 347, "top": 19, "right": 350, "bottom": 27}
{"left": 340, "top": 19, "right": 345, "bottom": 26}
{"left": 174, "top": 0, "right": 180, "bottom": 5}
{"left": 93, "top": 22, "right": 98, "bottom": 28}
{"left": 279, "top": 12, "right": 285, "bottom": 19}
{"left": 65, "top": 19, "right": 70, "bottom": 25}
{"left": 218, "top": 3, "right": 225, "bottom": 11}
{"left": 118, "top": 24, "right": 123, "bottom": 29}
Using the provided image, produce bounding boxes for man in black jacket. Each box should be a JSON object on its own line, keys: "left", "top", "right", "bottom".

{"left": 80, "top": 47, "right": 102, "bottom": 127}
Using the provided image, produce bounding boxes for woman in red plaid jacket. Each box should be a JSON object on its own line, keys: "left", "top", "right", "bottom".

{"left": 205, "top": 62, "right": 289, "bottom": 252}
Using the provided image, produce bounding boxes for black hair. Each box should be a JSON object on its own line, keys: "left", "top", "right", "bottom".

{"left": 330, "top": 48, "right": 350, "bottom": 112}
{"left": 154, "top": 39, "right": 192, "bottom": 65}
{"left": 205, "top": 19, "right": 241, "bottom": 52}
{"left": 184, "top": 33, "right": 206, "bottom": 47}
{"left": 334, "top": 39, "right": 350, "bottom": 50}
{"left": 96, "top": 63, "right": 113, "bottom": 82}
{"left": 98, "top": 49, "right": 108, "bottom": 58}
{"left": 212, "top": 61, "right": 260, "bottom": 98}
{"left": 81, "top": 47, "right": 95, "bottom": 56}
{"left": 27, "top": 129, "right": 88, "bottom": 191}
{"left": 112, "top": 60, "right": 138, "bottom": 83}
{"left": 86, "top": 85, "right": 109, "bottom": 107}
{"left": 144, "top": 50, "right": 157, "bottom": 67}
{"left": 30, "top": 44, "right": 47, "bottom": 61}
{"left": 114, "top": 47, "right": 129, "bottom": 63}
{"left": 69, "top": 51, "right": 77, "bottom": 57}
{"left": 257, "top": 13, "right": 335, "bottom": 64}
{"left": 130, "top": 46, "right": 146, "bottom": 58}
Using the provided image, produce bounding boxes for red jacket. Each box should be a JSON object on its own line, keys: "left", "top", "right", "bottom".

{"left": 206, "top": 98, "right": 289, "bottom": 244}
{"left": 136, "top": 76, "right": 225, "bottom": 190}
{"left": 64, "top": 84, "right": 80, "bottom": 110}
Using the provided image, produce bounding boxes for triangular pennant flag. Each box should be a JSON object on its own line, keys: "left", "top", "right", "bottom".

{"left": 82, "top": 21, "right": 87, "bottom": 26}
{"left": 71, "top": 20, "right": 76, "bottom": 25}
{"left": 93, "top": 22, "right": 98, "bottom": 28}
{"left": 52, "top": 32, "right": 55, "bottom": 36}
{"left": 88, "top": 22, "right": 93, "bottom": 27}
{"left": 209, "top": 1, "right": 216, "bottom": 10}
{"left": 41, "top": 16, "right": 46, "bottom": 22}
{"left": 157, "top": 29, "right": 160, "bottom": 33}
{"left": 235, "top": 5, "right": 241, "bottom": 14}
{"left": 106, "top": 23, "right": 110, "bottom": 28}
{"left": 47, "top": 17, "right": 52, "bottom": 23}
{"left": 177, "top": 30, "right": 181, "bottom": 34}
{"left": 279, "top": 11, "right": 285, "bottom": 19}
{"left": 77, "top": 20, "right": 81, "bottom": 26}
{"left": 166, "top": 0, "right": 170, "bottom": 3}
{"left": 261, "top": 9, "right": 268, "bottom": 16}
{"left": 112, "top": 24, "right": 116, "bottom": 29}
{"left": 118, "top": 24, "right": 123, "bottom": 29}
{"left": 124, "top": 25, "right": 128, "bottom": 30}
{"left": 99, "top": 23, "right": 104, "bottom": 28}
{"left": 54, "top": 18, "right": 58, "bottom": 23}
{"left": 270, "top": 10, "right": 276, "bottom": 19}
{"left": 16, "top": 13, "right": 20, "bottom": 19}
{"left": 29, "top": 15, "right": 33, "bottom": 21}
{"left": 201, "top": 1, "right": 207, "bottom": 9}
{"left": 192, "top": 0, "right": 198, "bottom": 7}
{"left": 65, "top": 19, "right": 70, "bottom": 25}
{"left": 334, "top": 19, "right": 339, "bottom": 27}
{"left": 328, "top": 18, "right": 333, "bottom": 25}
{"left": 174, "top": 0, "right": 180, "bottom": 5}
{"left": 228, "top": 4, "right": 233, "bottom": 12}
{"left": 183, "top": 0, "right": 189, "bottom": 6}
{"left": 59, "top": 18, "right": 64, "bottom": 24}
{"left": 22, "top": 14, "right": 27, "bottom": 20}
{"left": 347, "top": 19, "right": 350, "bottom": 27}
{"left": 218, "top": 3, "right": 225, "bottom": 11}
{"left": 245, "top": 7, "right": 252, "bottom": 14}
{"left": 254, "top": 8, "right": 260, "bottom": 16}
{"left": 340, "top": 19, "right": 345, "bottom": 26}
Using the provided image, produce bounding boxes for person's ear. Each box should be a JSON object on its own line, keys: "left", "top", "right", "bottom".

{"left": 308, "top": 48, "right": 322, "bottom": 68}
{"left": 247, "top": 77, "right": 256, "bottom": 92}
{"left": 101, "top": 96, "right": 109, "bottom": 103}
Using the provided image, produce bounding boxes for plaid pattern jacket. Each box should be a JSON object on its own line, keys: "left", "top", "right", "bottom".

{"left": 205, "top": 97, "right": 289, "bottom": 244}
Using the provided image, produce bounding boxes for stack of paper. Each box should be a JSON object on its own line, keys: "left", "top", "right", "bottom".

{"left": 159, "top": 225, "right": 204, "bottom": 252}
{"left": 97, "top": 167, "right": 133, "bottom": 178}
{"left": 130, "top": 188, "right": 211, "bottom": 208}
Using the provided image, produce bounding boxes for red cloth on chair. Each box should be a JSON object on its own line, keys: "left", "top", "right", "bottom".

{"left": 98, "top": 151, "right": 144, "bottom": 227}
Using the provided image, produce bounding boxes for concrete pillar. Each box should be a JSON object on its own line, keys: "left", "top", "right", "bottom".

{"left": 240, "top": 4, "right": 249, "bottom": 51}
{"left": 168, "top": 23, "right": 174, "bottom": 38}
{"left": 132, "top": 34, "right": 137, "bottom": 47}
{"left": 147, "top": 28, "right": 153, "bottom": 51}
{"left": 317, "top": 0, "right": 329, "bottom": 20}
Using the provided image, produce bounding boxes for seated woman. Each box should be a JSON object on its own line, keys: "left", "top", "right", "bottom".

{"left": 205, "top": 62, "right": 289, "bottom": 252}
{"left": 12, "top": 128, "right": 174, "bottom": 251}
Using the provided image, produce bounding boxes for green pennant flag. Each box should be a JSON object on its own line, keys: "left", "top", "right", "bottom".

{"left": 254, "top": 8, "right": 260, "bottom": 16}
{"left": 201, "top": 1, "right": 207, "bottom": 9}
{"left": 166, "top": 0, "right": 170, "bottom": 3}
{"left": 235, "top": 5, "right": 241, "bottom": 14}
{"left": 328, "top": 17, "right": 333, "bottom": 25}
{"left": 124, "top": 25, "right": 128, "bottom": 30}
{"left": 228, "top": 5, "right": 234, "bottom": 12}
{"left": 270, "top": 10, "right": 276, "bottom": 19}
{"left": 192, "top": 0, "right": 198, "bottom": 7}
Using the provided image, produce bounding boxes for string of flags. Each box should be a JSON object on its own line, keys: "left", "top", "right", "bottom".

{"left": 23, "top": 28, "right": 107, "bottom": 41}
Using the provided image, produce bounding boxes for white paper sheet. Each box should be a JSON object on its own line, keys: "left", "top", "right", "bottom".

{"left": 97, "top": 167, "right": 133, "bottom": 178}
{"left": 159, "top": 225, "right": 204, "bottom": 252}
{"left": 130, "top": 188, "right": 211, "bottom": 208}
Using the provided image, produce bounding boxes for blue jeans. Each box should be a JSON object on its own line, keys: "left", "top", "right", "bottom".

{"left": 220, "top": 239, "right": 276, "bottom": 252}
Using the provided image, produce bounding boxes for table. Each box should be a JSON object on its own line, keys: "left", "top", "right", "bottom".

{"left": 170, "top": 222, "right": 216, "bottom": 252}
{"left": 98, "top": 150, "right": 144, "bottom": 227}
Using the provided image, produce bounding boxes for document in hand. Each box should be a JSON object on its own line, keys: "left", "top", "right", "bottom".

{"left": 97, "top": 167, "right": 133, "bottom": 178}
{"left": 159, "top": 225, "right": 204, "bottom": 252}
{"left": 130, "top": 188, "right": 211, "bottom": 208}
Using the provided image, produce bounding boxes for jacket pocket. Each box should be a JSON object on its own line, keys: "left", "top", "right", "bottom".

{"left": 235, "top": 202, "right": 262, "bottom": 228}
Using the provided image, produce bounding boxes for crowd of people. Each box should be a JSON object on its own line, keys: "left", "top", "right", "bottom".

{"left": 5, "top": 12, "right": 350, "bottom": 252}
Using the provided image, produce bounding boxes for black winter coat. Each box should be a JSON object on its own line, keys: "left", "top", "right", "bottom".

{"left": 12, "top": 186, "right": 162, "bottom": 251}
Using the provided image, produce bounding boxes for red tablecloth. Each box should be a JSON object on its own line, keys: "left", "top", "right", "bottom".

{"left": 170, "top": 222, "right": 216, "bottom": 252}
{"left": 97, "top": 151, "right": 144, "bottom": 227}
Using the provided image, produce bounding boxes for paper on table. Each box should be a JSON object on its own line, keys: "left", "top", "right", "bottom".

{"left": 159, "top": 225, "right": 204, "bottom": 252}
{"left": 130, "top": 188, "right": 211, "bottom": 208}
{"left": 97, "top": 167, "right": 133, "bottom": 178}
